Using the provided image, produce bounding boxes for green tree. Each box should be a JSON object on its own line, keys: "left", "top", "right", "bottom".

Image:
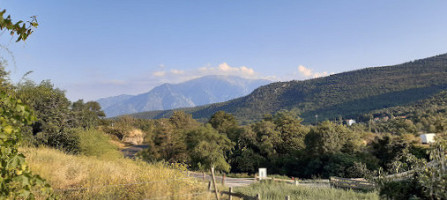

{"left": 251, "top": 120, "right": 281, "bottom": 157}
{"left": 370, "top": 134, "right": 410, "bottom": 170}
{"left": 186, "top": 124, "right": 234, "bottom": 172}
{"left": 71, "top": 100, "right": 105, "bottom": 128}
{"left": 169, "top": 111, "right": 199, "bottom": 131}
{"left": 154, "top": 118, "right": 186, "bottom": 162}
{"left": 273, "top": 110, "right": 309, "bottom": 152}
{"left": 305, "top": 121, "right": 351, "bottom": 156}
{"left": 209, "top": 111, "right": 242, "bottom": 141}
{"left": 16, "top": 80, "right": 77, "bottom": 152}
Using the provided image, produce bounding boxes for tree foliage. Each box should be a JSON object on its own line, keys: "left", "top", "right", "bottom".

{"left": 0, "top": 91, "right": 53, "bottom": 198}
{"left": 186, "top": 124, "right": 233, "bottom": 172}
{"left": 0, "top": 8, "right": 55, "bottom": 199}
{"left": 15, "top": 80, "right": 105, "bottom": 153}
{"left": 0, "top": 9, "right": 38, "bottom": 42}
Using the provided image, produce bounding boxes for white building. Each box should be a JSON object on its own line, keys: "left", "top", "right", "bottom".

{"left": 346, "top": 119, "right": 356, "bottom": 126}
{"left": 420, "top": 133, "right": 436, "bottom": 144}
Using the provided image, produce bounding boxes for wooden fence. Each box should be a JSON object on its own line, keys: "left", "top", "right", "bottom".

{"left": 219, "top": 187, "right": 292, "bottom": 200}
{"left": 329, "top": 177, "right": 375, "bottom": 191}
{"left": 189, "top": 170, "right": 380, "bottom": 199}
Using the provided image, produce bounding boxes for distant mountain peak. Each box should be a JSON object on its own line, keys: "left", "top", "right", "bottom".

{"left": 97, "top": 75, "right": 271, "bottom": 117}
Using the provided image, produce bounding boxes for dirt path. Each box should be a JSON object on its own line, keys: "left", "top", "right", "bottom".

{"left": 121, "top": 144, "right": 149, "bottom": 158}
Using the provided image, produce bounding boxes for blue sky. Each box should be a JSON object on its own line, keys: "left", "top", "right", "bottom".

{"left": 1, "top": 1, "right": 447, "bottom": 101}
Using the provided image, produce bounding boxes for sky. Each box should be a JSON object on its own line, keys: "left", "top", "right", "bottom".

{"left": 1, "top": 1, "right": 447, "bottom": 101}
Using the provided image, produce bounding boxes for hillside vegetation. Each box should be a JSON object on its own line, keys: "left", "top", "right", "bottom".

{"left": 131, "top": 54, "right": 447, "bottom": 124}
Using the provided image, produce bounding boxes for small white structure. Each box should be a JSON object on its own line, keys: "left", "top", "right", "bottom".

{"left": 346, "top": 119, "right": 356, "bottom": 126}
{"left": 420, "top": 133, "right": 436, "bottom": 144}
{"left": 258, "top": 168, "right": 267, "bottom": 180}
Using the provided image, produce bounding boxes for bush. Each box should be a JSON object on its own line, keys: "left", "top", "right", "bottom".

{"left": 76, "top": 128, "right": 122, "bottom": 160}
{"left": 378, "top": 176, "right": 425, "bottom": 200}
{"left": 35, "top": 128, "right": 80, "bottom": 153}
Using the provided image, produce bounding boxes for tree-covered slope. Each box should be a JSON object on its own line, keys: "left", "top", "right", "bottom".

{"left": 131, "top": 54, "right": 447, "bottom": 123}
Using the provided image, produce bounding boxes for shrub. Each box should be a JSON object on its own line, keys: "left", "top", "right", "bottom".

{"left": 76, "top": 128, "right": 122, "bottom": 160}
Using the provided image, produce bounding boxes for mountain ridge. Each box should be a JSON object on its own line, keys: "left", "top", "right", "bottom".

{"left": 98, "top": 75, "right": 271, "bottom": 117}
{"left": 129, "top": 53, "right": 447, "bottom": 124}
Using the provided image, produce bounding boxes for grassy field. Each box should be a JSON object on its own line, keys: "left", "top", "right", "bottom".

{"left": 234, "top": 181, "right": 379, "bottom": 200}
{"left": 22, "top": 147, "right": 211, "bottom": 200}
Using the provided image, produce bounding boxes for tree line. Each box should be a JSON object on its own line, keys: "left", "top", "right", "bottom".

{"left": 109, "top": 108, "right": 443, "bottom": 179}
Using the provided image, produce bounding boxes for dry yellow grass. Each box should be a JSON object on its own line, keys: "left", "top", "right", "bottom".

{"left": 22, "top": 147, "right": 211, "bottom": 200}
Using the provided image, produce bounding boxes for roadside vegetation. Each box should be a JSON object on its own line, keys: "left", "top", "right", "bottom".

{"left": 235, "top": 181, "right": 379, "bottom": 200}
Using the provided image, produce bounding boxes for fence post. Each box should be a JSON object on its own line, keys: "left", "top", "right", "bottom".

{"left": 222, "top": 173, "right": 226, "bottom": 186}
{"left": 203, "top": 172, "right": 206, "bottom": 181}
{"left": 294, "top": 180, "right": 299, "bottom": 186}
{"left": 229, "top": 187, "right": 233, "bottom": 200}
{"left": 256, "top": 193, "right": 261, "bottom": 200}
{"left": 186, "top": 170, "right": 189, "bottom": 177}
{"left": 208, "top": 181, "right": 212, "bottom": 191}
{"left": 285, "top": 195, "right": 290, "bottom": 200}
{"left": 211, "top": 167, "right": 220, "bottom": 200}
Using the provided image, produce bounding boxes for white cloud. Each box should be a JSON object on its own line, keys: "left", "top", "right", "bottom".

{"left": 153, "top": 71, "right": 166, "bottom": 77}
{"left": 218, "top": 63, "right": 233, "bottom": 72}
{"left": 298, "top": 65, "right": 313, "bottom": 77}
{"left": 170, "top": 69, "right": 184, "bottom": 74}
{"left": 313, "top": 71, "right": 329, "bottom": 78}
{"left": 240, "top": 66, "right": 255, "bottom": 75}
{"left": 297, "top": 65, "right": 331, "bottom": 79}
{"left": 198, "top": 62, "right": 257, "bottom": 78}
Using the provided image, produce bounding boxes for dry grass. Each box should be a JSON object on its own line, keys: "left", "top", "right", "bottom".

{"left": 22, "top": 147, "right": 211, "bottom": 200}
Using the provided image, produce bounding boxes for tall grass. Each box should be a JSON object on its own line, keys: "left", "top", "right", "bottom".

{"left": 22, "top": 147, "right": 210, "bottom": 199}
{"left": 235, "top": 181, "right": 379, "bottom": 200}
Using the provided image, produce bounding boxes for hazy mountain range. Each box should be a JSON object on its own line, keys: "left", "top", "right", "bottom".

{"left": 97, "top": 75, "right": 271, "bottom": 117}
{"left": 130, "top": 53, "right": 447, "bottom": 124}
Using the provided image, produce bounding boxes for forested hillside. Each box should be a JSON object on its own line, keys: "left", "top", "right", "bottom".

{"left": 131, "top": 54, "right": 447, "bottom": 123}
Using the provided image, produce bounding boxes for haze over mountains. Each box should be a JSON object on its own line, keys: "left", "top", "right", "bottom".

{"left": 97, "top": 75, "right": 271, "bottom": 117}
{"left": 130, "top": 54, "right": 447, "bottom": 124}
